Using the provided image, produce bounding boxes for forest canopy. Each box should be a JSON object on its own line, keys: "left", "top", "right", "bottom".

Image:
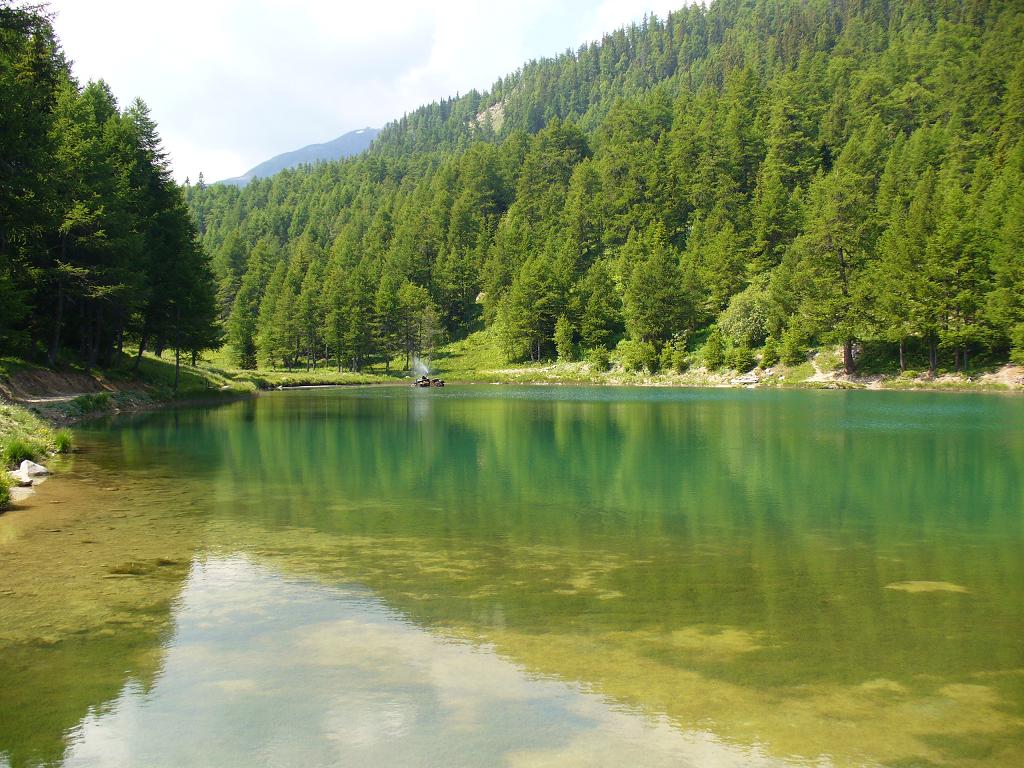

{"left": 187, "top": 0, "right": 1024, "bottom": 375}
{"left": 5, "top": 0, "right": 1023, "bottom": 378}
{"left": 0, "top": 1, "right": 218, "bottom": 371}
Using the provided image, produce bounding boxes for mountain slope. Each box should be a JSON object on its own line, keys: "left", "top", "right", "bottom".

{"left": 188, "top": 0, "right": 1024, "bottom": 378}
{"left": 217, "top": 128, "right": 379, "bottom": 186}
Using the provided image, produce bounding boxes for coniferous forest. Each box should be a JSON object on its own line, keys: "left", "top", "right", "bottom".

{"left": 0, "top": 2, "right": 218, "bottom": 375}
{"left": 5, "top": 0, "right": 1024, "bottom": 379}
{"left": 187, "top": 0, "right": 1024, "bottom": 377}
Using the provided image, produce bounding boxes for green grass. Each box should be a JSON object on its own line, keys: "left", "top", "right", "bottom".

{"left": 121, "top": 350, "right": 394, "bottom": 393}
{"left": 2, "top": 437, "right": 40, "bottom": 467}
{"left": 0, "top": 356, "right": 39, "bottom": 379}
{"left": 54, "top": 429, "right": 73, "bottom": 453}
{"left": 117, "top": 353, "right": 255, "bottom": 398}
{"left": 238, "top": 368, "right": 394, "bottom": 388}
{"left": 431, "top": 328, "right": 508, "bottom": 380}
{"left": 778, "top": 362, "right": 816, "bottom": 384}
{"left": 68, "top": 392, "right": 111, "bottom": 414}
{"left": 0, "top": 401, "right": 55, "bottom": 468}
{"left": 0, "top": 470, "right": 11, "bottom": 509}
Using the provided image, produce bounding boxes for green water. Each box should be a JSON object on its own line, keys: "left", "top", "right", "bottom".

{"left": 1, "top": 386, "right": 1023, "bottom": 767}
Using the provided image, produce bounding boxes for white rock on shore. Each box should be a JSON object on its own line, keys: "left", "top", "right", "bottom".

{"left": 8, "top": 460, "right": 49, "bottom": 488}
{"left": 19, "top": 460, "right": 49, "bottom": 477}
{"left": 8, "top": 470, "right": 32, "bottom": 487}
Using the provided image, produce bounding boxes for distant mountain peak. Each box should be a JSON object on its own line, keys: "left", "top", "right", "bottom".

{"left": 216, "top": 127, "right": 379, "bottom": 186}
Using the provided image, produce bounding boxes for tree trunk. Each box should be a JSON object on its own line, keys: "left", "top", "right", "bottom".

{"left": 898, "top": 338, "right": 905, "bottom": 372}
{"left": 88, "top": 304, "right": 102, "bottom": 369}
{"left": 79, "top": 301, "right": 88, "bottom": 360}
{"left": 134, "top": 318, "right": 150, "bottom": 372}
{"left": 843, "top": 338, "right": 855, "bottom": 376}
{"left": 963, "top": 345, "right": 969, "bottom": 372}
{"left": 173, "top": 307, "right": 181, "bottom": 394}
{"left": 48, "top": 277, "right": 64, "bottom": 367}
{"left": 928, "top": 338, "right": 937, "bottom": 377}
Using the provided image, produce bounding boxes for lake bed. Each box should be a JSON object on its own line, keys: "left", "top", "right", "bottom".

{"left": 2, "top": 386, "right": 1022, "bottom": 767}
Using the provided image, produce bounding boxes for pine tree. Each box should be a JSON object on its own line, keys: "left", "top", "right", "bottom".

{"left": 622, "top": 223, "right": 690, "bottom": 344}
{"left": 788, "top": 155, "right": 874, "bottom": 374}
{"left": 578, "top": 260, "right": 623, "bottom": 351}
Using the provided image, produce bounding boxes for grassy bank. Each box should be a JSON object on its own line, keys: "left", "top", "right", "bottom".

{"left": 428, "top": 329, "right": 1024, "bottom": 392}
{"left": 0, "top": 351, "right": 397, "bottom": 510}
{"left": 1, "top": 352, "right": 396, "bottom": 421}
{"left": 0, "top": 400, "right": 72, "bottom": 509}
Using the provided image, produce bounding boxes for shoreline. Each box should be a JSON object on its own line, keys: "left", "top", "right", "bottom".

{"left": 4, "top": 365, "right": 1021, "bottom": 511}
{"left": 432, "top": 365, "right": 1024, "bottom": 394}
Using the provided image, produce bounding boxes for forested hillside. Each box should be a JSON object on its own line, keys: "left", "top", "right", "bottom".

{"left": 0, "top": 2, "right": 218, "bottom": 373}
{"left": 191, "top": 0, "right": 1024, "bottom": 376}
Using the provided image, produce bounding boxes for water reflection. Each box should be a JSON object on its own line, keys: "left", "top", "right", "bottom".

{"left": 61, "top": 557, "right": 788, "bottom": 768}
{"left": 2, "top": 386, "right": 1023, "bottom": 767}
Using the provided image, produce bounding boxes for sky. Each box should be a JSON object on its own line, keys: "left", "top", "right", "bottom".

{"left": 48, "top": 1, "right": 683, "bottom": 183}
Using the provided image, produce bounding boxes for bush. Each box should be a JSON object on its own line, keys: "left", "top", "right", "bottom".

{"left": 2, "top": 437, "right": 39, "bottom": 468}
{"left": 616, "top": 339, "right": 658, "bottom": 372}
{"left": 554, "top": 315, "right": 575, "bottom": 362}
{"left": 54, "top": 429, "right": 73, "bottom": 454}
{"left": 0, "top": 472, "right": 10, "bottom": 510}
{"left": 586, "top": 346, "right": 610, "bottom": 371}
{"left": 780, "top": 326, "right": 808, "bottom": 366}
{"left": 1011, "top": 323, "right": 1024, "bottom": 365}
{"left": 667, "top": 334, "right": 689, "bottom": 373}
{"left": 727, "top": 344, "right": 757, "bottom": 372}
{"left": 71, "top": 391, "right": 111, "bottom": 414}
{"left": 761, "top": 335, "right": 780, "bottom": 368}
{"left": 719, "top": 277, "right": 772, "bottom": 348}
{"left": 702, "top": 327, "right": 726, "bottom": 370}
{"left": 658, "top": 342, "right": 674, "bottom": 372}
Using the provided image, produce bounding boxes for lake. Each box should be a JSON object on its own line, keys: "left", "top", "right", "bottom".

{"left": 1, "top": 385, "right": 1022, "bottom": 767}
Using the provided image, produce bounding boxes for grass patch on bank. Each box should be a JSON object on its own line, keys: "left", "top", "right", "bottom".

{"left": 127, "top": 350, "right": 395, "bottom": 392}
{"left": 431, "top": 328, "right": 516, "bottom": 380}
{"left": 2, "top": 437, "right": 39, "bottom": 466}
{"left": 0, "top": 356, "right": 39, "bottom": 379}
{"left": 0, "top": 401, "right": 56, "bottom": 469}
{"left": 115, "top": 353, "right": 255, "bottom": 398}
{"left": 54, "top": 429, "right": 73, "bottom": 453}
{"left": 237, "top": 368, "right": 395, "bottom": 388}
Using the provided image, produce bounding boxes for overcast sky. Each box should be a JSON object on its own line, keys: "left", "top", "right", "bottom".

{"left": 48, "top": 1, "right": 683, "bottom": 183}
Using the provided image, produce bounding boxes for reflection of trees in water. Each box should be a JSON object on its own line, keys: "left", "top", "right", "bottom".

{"left": 8, "top": 388, "right": 1024, "bottom": 766}
{"left": 103, "top": 390, "right": 1024, "bottom": 685}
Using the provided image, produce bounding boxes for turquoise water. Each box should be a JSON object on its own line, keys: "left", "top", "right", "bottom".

{"left": 1, "top": 386, "right": 1023, "bottom": 767}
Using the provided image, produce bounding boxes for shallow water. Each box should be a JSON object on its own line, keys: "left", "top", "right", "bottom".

{"left": 1, "top": 386, "right": 1023, "bottom": 767}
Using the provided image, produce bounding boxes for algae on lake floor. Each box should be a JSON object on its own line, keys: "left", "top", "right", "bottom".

{"left": 2, "top": 386, "right": 1023, "bottom": 767}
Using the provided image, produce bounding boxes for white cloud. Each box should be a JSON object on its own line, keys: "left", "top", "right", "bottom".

{"left": 48, "top": 1, "right": 692, "bottom": 182}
